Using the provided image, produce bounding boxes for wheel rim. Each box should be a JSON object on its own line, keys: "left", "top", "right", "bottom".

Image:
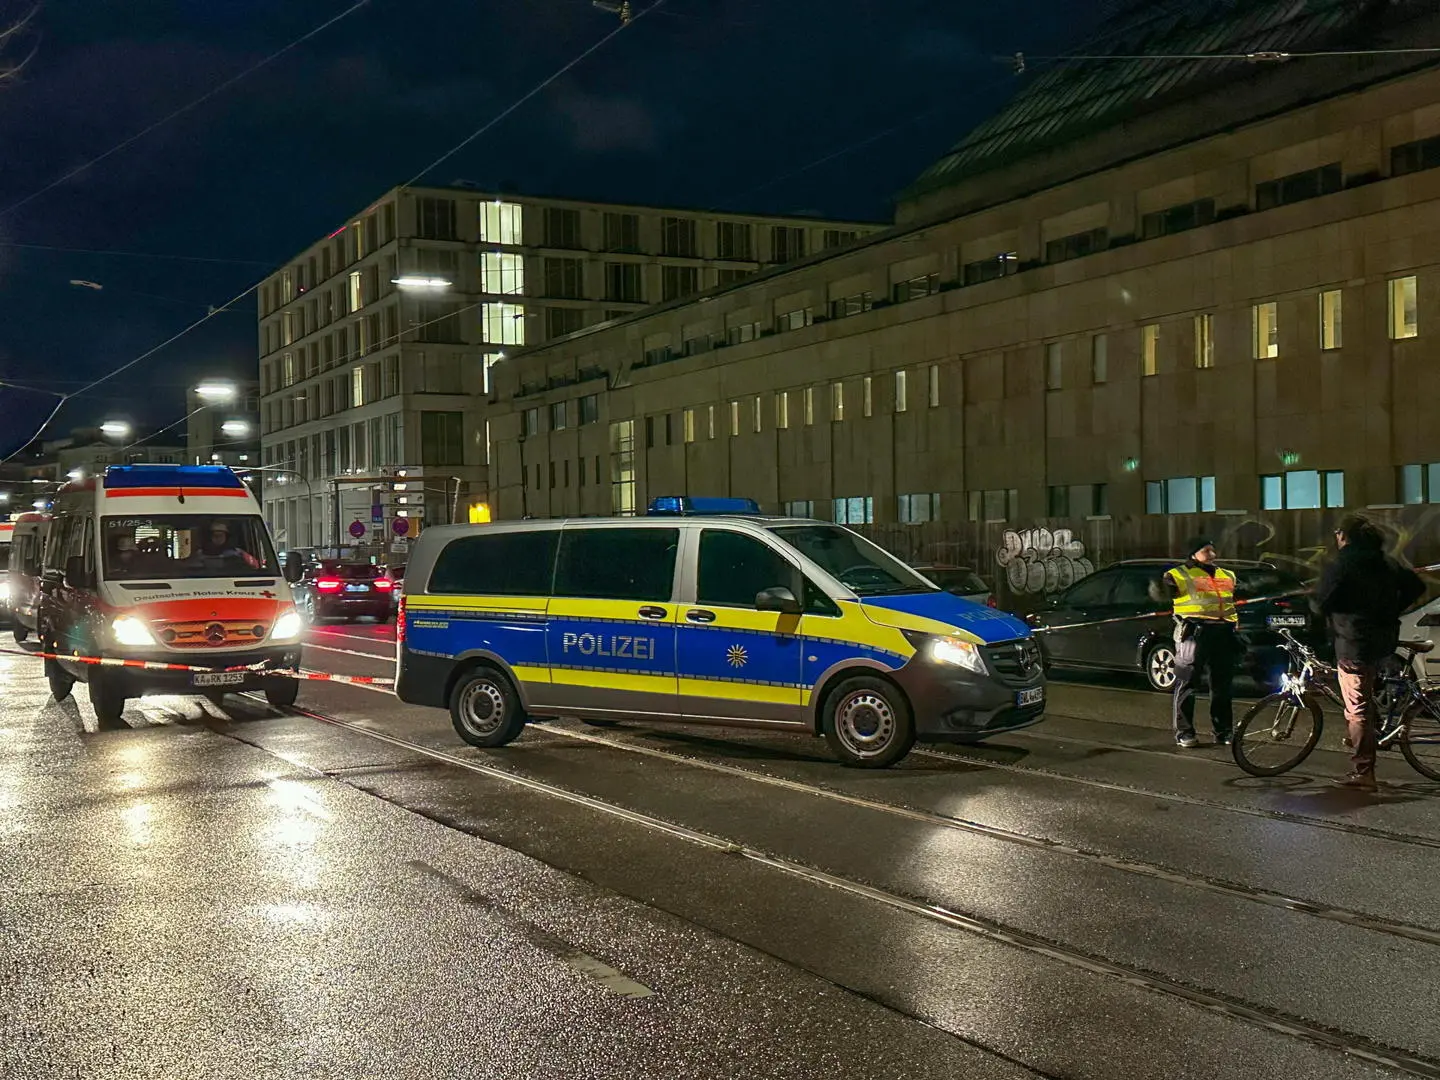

{"left": 1149, "top": 647, "right": 1176, "bottom": 689}
{"left": 1236, "top": 697, "right": 1319, "bottom": 774}
{"left": 458, "top": 678, "right": 507, "bottom": 737}
{"left": 835, "top": 690, "right": 896, "bottom": 759}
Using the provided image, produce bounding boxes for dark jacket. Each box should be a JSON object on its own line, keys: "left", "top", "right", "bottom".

{"left": 1313, "top": 545, "right": 1425, "bottom": 664}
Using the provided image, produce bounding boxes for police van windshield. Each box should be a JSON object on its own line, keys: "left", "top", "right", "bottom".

{"left": 769, "top": 525, "right": 939, "bottom": 597}
{"left": 101, "top": 515, "right": 280, "bottom": 580}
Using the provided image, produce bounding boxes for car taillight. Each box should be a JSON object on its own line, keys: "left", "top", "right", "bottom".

{"left": 397, "top": 596, "right": 406, "bottom": 644}
{"left": 374, "top": 578, "right": 394, "bottom": 590}
{"left": 316, "top": 579, "right": 341, "bottom": 591}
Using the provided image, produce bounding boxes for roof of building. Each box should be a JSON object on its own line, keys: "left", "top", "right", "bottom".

{"left": 903, "top": 0, "right": 1436, "bottom": 203}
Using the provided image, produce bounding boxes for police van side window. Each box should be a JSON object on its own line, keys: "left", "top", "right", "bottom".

{"left": 428, "top": 530, "right": 559, "bottom": 596}
{"left": 553, "top": 528, "right": 678, "bottom": 602}
{"left": 697, "top": 529, "right": 838, "bottom": 615}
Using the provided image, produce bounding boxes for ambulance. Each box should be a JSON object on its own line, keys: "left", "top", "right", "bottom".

{"left": 7, "top": 512, "right": 51, "bottom": 643}
{"left": 39, "top": 465, "right": 305, "bottom": 724}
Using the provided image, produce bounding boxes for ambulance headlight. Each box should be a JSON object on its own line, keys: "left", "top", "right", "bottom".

{"left": 271, "top": 610, "right": 304, "bottom": 642}
{"left": 930, "top": 635, "right": 987, "bottom": 675}
{"left": 112, "top": 616, "right": 157, "bottom": 647}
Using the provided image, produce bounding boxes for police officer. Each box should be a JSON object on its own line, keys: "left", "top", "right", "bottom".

{"left": 1149, "top": 536, "right": 1238, "bottom": 748}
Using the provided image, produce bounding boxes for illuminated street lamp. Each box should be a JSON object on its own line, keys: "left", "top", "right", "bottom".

{"left": 100, "top": 420, "right": 131, "bottom": 439}
{"left": 195, "top": 382, "right": 236, "bottom": 403}
{"left": 66, "top": 468, "right": 84, "bottom": 481}
{"left": 220, "top": 420, "right": 251, "bottom": 438}
{"left": 392, "top": 276, "right": 452, "bottom": 290}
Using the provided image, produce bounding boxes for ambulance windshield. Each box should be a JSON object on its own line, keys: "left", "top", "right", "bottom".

{"left": 101, "top": 515, "right": 280, "bottom": 580}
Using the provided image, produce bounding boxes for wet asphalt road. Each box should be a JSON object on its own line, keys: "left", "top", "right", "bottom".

{"left": 4, "top": 621, "right": 1440, "bottom": 1079}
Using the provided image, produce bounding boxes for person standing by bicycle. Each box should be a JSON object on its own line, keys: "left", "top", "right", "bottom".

{"left": 1314, "top": 514, "right": 1425, "bottom": 790}
{"left": 1150, "top": 536, "right": 1238, "bottom": 749}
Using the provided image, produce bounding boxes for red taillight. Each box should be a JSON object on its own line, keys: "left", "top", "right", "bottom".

{"left": 397, "top": 596, "right": 406, "bottom": 644}
{"left": 316, "top": 578, "right": 341, "bottom": 591}
{"left": 374, "top": 578, "right": 394, "bottom": 590}
{"left": 987, "top": 595, "right": 998, "bottom": 609}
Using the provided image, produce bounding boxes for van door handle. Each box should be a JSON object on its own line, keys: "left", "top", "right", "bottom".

{"left": 637, "top": 606, "right": 668, "bottom": 621}
{"left": 685, "top": 609, "right": 716, "bottom": 623}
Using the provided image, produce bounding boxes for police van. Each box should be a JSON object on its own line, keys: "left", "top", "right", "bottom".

{"left": 396, "top": 511, "right": 1045, "bottom": 768}
{"left": 39, "top": 465, "right": 304, "bottom": 724}
{"left": 7, "top": 512, "right": 50, "bottom": 643}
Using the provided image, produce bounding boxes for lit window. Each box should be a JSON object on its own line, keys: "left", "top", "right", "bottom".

{"left": 1261, "top": 469, "right": 1345, "bottom": 510}
{"left": 482, "top": 352, "right": 504, "bottom": 395}
{"left": 683, "top": 408, "right": 696, "bottom": 443}
{"left": 1145, "top": 475, "right": 1217, "bottom": 515}
{"left": 609, "top": 420, "right": 636, "bottom": 514}
{"left": 729, "top": 400, "right": 740, "bottom": 437}
{"left": 550, "top": 402, "right": 567, "bottom": 431}
{"left": 782, "top": 500, "right": 814, "bottom": 518}
{"left": 832, "top": 496, "right": 874, "bottom": 525}
{"left": 352, "top": 366, "right": 365, "bottom": 408}
{"left": 480, "top": 201, "right": 523, "bottom": 245}
{"left": 1389, "top": 275, "right": 1418, "bottom": 339}
{"left": 898, "top": 493, "right": 939, "bottom": 524}
{"left": 706, "top": 404, "right": 715, "bottom": 440}
{"left": 752, "top": 396, "right": 763, "bottom": 433}
{"left": 1195, "top": 313, "right": 1214, "bottom": 369}
{"left": 1319, "top": 289, "right": 1343, "bottom": 350}
{"left": 894, "top": 370, "right": 908, "bottom": 412}
{"left": 776, "top": 391, "right": 790, "bottom": 429}
{"left": 1399, "top": 463, "right": 1440, "bottom": 504}
{"left": 1142, "top": 324, "right": 1159, "bottom": 376}
{"left": 1092, "top": 334, "right": 1108, "bottom": 384}
{"left": 481, "top": 252, "right": 525, "bottom": 295}
{"left": 483, "top": 302, "right": 526, "bottom": 345}
{"left": 862, "top": 376, "right": 873, "bottom": 417}
{"left": 803, "top": 387, "right": 815, "bottom": 426}
{"left": 1046, "top": 343, "right": 1062, "bottom": 390}
{"left": 928, "top": 364, "right": 940, "bottom": 407}
{"left": 348, "top": 271, "right": 363, "bottom": 312}
{"left": 831, "top": 382, "right": 845, "bottom": 421}
{"left": 1252, "top": 302, "right": 1278, "bottom": 359}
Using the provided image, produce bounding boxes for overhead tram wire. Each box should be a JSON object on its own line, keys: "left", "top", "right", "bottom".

{"left": 0, "top": 241, "right": 276, "bottom": 267}
{"left": 1, "top": 0, "right": 659, "bottom": 460}
{"left": 0, "top": 0, "right": 373, "bottom": 223}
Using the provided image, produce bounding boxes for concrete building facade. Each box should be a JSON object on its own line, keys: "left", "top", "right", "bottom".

{"left": 256, "top": 185, "right": 879, "bottom": 549}
{"left": 482, "top": 10, "right": 1440, "bottom": 532}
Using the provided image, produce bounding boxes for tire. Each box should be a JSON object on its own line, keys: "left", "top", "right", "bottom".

{"left": 12, "top": 624, "right": 29, "bottom": 644}
{"left": 46, "top": 657, "right": 75, "bottom": 701}
{"left": 1399, "top": 695, "right": 1440, "bottom": 781}
{"left": 1143, "top": 640, "right": 1178, "bottom": 693}
{"left": 1232, "top": 692, "right": 1324, "bottom": 777}
{"left": 88, "top": 673, "right": 127, "bottom": 729}
{"left": 448, "top": 666, "right": 527, "bottom": 748}
{"left": 821, "top": 675, "right": 916, "bottom": 768}
{"left": 263, "top": 678, "right": 299, "bottom": 710}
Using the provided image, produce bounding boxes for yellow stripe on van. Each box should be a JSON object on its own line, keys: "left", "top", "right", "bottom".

{"left": 511, "top": 664, "right": 553, "bottom": 685}
{"left": 678, "top": 677, "right": 811, "bottom": 707}
{"left": 550, "top": 668, "right": 676, "bottom": 696}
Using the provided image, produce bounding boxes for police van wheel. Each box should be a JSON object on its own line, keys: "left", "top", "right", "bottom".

{"left": 822, "top": 676, "right": 915, "bottom": 769}
{"left": 1144, "top": 641, "right": 1178, "bottom": 693}
{"left": 46, "top": 657, "right": 75, "bottom": 701}
{"left": 12, "top": 624, "right": 28, "bottom": 644}
{"left": 88, "top": 674, "right": 127, "bottom": 729}
{"left": 263, "top": 678, "right": 299, "bottom": 709}
{"left": 450, "top": 667, "right": 527, "bottom": 748}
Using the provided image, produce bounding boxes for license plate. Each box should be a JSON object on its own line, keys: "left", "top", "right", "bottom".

{"left": 1267, "top": 615, "right": 1307, "bottom": 628}
{"left": 1016, "top": 687, "right": 1044, "bottom": 708}
{"left": 193, "top": 672, "right": 246, "bottom": 687}
{"left": 345, "top": 584, "right": 369, "bottom": 593}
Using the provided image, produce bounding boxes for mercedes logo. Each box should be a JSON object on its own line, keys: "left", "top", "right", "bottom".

{"left": 205, "top": 622, "right": 227, "bottom": 646}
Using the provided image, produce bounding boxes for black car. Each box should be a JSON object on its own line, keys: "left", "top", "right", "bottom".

{"left": 1028, "top": 559, "right": 1321, "bottom": 692}
{"left": 297, "top": 562, "right": 396, "bottom": 623}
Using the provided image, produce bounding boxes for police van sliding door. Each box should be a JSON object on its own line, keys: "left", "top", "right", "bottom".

{"left": 675, "top": 528, "right": 806, "bottom": 725}
{"left": 544, "top": 525, "right": 682, "bottom": 718}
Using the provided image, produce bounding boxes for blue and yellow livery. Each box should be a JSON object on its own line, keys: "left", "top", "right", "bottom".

{"left": 396, "top": 514, "right": 1045, "bottom": 768}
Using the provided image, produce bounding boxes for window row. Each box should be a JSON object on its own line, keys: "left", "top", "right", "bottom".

{"left": 261, "top": 204, "right": 397, "bottom": 316}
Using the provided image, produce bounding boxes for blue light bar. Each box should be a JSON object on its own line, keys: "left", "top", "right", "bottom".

{"left": 102, "top": 465, "right": 246, "bottom": 490}
{"left": 646, "top": 495, "right": 761, "bottom": 516}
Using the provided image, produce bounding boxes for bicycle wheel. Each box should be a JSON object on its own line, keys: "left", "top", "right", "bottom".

{"left": 1232, "top": 693, "right": 1324, "bottom": 776}
{"left": 1399, "top": 694, "right": 1440, "bottom": 782}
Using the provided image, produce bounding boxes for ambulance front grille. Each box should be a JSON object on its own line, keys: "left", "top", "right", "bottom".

{"left": 156, "top": 619, "right": 270, "bottom": 649}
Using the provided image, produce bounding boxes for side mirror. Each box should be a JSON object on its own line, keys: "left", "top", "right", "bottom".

{"left": 1418, "top": 612, "right": 1440, "bottom": 628}
{"left": 64, "top": 555, "right": 92, "bottom": 591}
{"left": 283, "top": 556, "right": 303, "bottom": 584}
{"left": 755, "top": 586, "right": 802, "bottom": 615}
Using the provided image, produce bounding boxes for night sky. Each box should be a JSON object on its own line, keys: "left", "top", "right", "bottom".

{"left": 0, "top": 0, "right": 1095, "bottom": 458}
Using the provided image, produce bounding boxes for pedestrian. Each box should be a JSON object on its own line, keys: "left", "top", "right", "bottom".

{"left": 1150, "top": 536, "right": 1237, "bottom": 748}
{"left": 1313, "top": 514, "right": 1424, "bottom": 790}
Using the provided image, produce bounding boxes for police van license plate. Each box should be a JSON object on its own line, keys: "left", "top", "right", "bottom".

{"left": 193, "top": 672, "right": 246, "bottom": 687}
{"left": 1267, "top": 615, "right": 1307, "bottom": 628}
{"left": 1016, "top": 687, "right": 1044, "bottom": 708}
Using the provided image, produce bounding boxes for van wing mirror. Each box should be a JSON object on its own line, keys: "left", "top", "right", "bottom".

{"left": 1418, "top": 612, "right": 1440, "bottom": 628}
{"left": 64, "top": 555, "right": 92, "bottom": 590}
{"left": 755, "top": 586, "right": 802, "bottom": 615}
{"left": 282, "top": 555, "right": 303, "bottom": 584}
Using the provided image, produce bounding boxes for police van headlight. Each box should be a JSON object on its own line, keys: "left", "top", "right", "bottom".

{"left": 270, "top": 610, "right": 304, "bottom": 642}
{"left": 112, "top": 616, "right": 157, "bottom": 647}
{"left": 930, "top": 635, "right": 987, "bottom": 674}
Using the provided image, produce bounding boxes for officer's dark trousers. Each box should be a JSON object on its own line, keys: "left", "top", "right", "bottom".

{"left": 1172, "top": 621, "right": 1237, "bottom": 740}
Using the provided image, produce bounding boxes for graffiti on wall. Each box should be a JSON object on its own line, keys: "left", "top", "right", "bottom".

{"left": 996, "top": 528, "right": 1095, "bottom": 595}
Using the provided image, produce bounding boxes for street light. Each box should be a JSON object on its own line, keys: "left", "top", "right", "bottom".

{"left": 195, "top": 383, "right": 236, "bottom": 403}
{"left": 100, "top": 420, "right": 131, "bottom": 439}
{"left": 220, "top": 420, "right": 251, "bottom": 437}
{"left": 392, "top": 276, "right": 452, "bottom": 290}
{"left": 66, "top": 468, "right": 84, "bottom": 481}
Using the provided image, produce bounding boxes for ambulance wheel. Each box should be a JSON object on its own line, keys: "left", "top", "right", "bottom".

{"left": 12, "top": 624, "right": 28, "bottom": 644}
{"left": 449, "top": 666, "right": 527, "bottom": 748}
{"left": 822, "top": 675, "right": 915, "bottom": 769}
{"left": 46, "top": 657, "right": 75, "bottom": 701}
{"left": 263, "top": 678, "right": 299, "bottom": 709}
{"left": 88, "top": 674, "right": 127, "bottom": 729}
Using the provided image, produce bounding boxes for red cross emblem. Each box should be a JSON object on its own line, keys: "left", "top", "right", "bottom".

{"left": 259, "top": 590, "right": 276, "bottom": 599}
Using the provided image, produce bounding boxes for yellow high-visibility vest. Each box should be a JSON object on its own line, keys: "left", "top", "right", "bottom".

{"left": 1167, "top": 565, "right": 1238, "bottom": 623}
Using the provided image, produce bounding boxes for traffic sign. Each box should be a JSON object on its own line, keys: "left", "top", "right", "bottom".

{"left": 392, "top": 517, "right": 410, "bottom": 536}
{"left": 371, "top": 503, "right": 383, "bottom": 524}
{"left": 348, "top": 520, "right": 366, "bottom": 539}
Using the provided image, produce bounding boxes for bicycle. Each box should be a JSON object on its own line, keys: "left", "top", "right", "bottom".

{"left": 1231, "top": 629, "right": 1440, "bottom": 780}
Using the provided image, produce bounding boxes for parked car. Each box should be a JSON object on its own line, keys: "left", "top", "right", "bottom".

{"left": 1399, "top": 596, "right": 1440, "bottom": 681}
{"left": 911, "top": 564, "right": 996, "bottom": 608}
{"left": 1027, "top": 558, "right": 1320, "bottom": 692}
{"left": 296, "top": 561, "right": 395, "bottom": 623}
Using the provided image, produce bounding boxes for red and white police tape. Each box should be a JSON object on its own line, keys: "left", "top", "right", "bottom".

{"left": 0, "top": 646, "right": 395, "bottom": 687}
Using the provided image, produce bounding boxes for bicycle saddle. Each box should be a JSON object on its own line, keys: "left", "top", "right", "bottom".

{"left": 1398, "top": 639, "right": 1435, "bottom": 654}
